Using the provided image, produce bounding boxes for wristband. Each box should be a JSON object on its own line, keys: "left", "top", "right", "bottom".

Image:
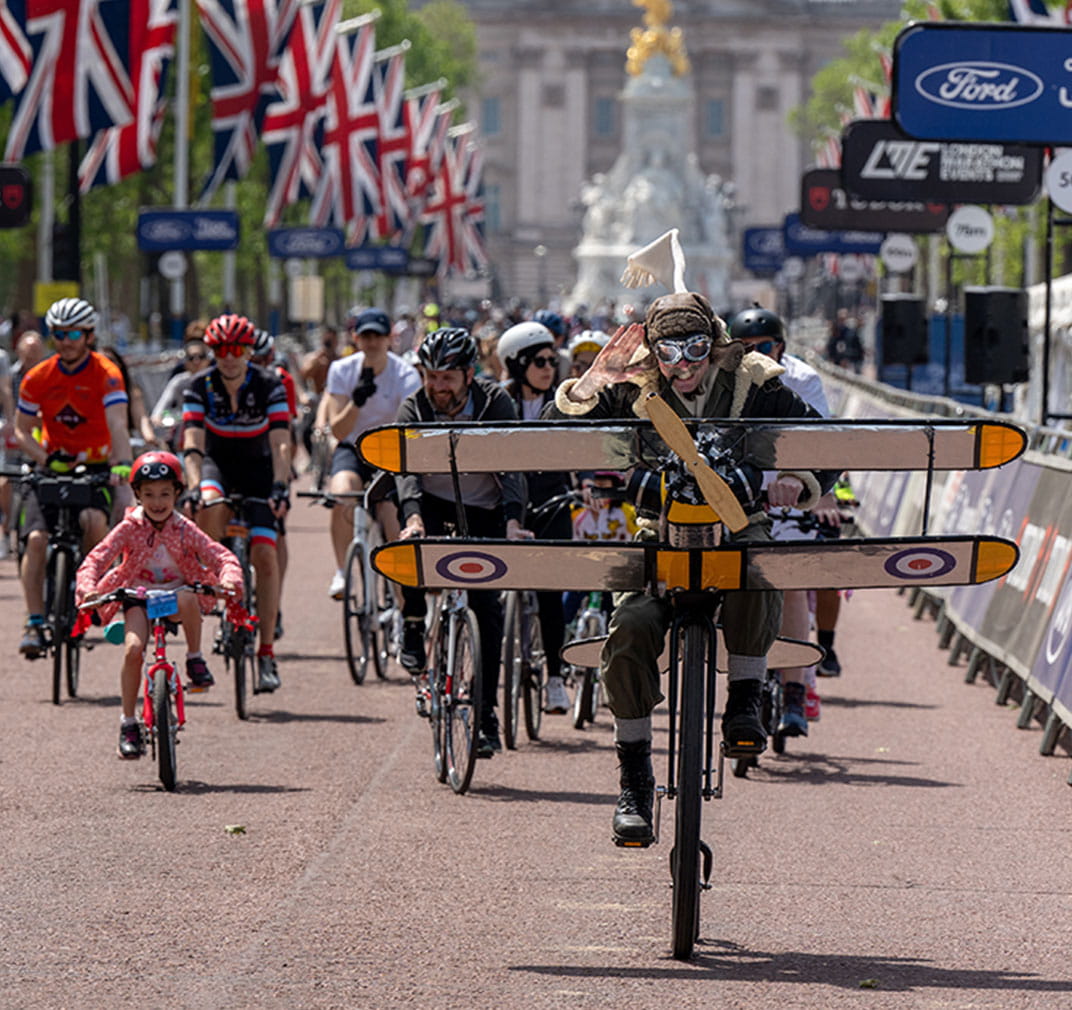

{"left": 110, "top": 463, "right": 132, "bottom": 480}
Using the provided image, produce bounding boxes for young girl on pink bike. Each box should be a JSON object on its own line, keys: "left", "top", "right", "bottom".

{"left": 76, "top": 451, "right": 242, "bottom": 758}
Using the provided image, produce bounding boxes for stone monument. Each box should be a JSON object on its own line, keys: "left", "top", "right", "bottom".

{"left": 569, "top": 0, "right": 733, "bottom": 313}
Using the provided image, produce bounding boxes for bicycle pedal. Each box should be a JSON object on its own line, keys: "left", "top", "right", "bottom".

{"left": 613, "top": 834, "right": 654, "bottom": 849}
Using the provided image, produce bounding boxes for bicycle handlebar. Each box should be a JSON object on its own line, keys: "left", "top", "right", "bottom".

{"left": 78, "top": 583, "right": 230, "bottom": 611}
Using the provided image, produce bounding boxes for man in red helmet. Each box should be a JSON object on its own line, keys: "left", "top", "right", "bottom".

{"left": 181, "top": 313, "right": 292, "bottom": 694}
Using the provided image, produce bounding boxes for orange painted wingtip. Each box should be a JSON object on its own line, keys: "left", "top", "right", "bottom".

{"left": 975, "top": 540, "right": 1019, "bottom": 584}
{"left": 357, "top": 428, "right": 403, "bottom": 473}
{"left": 372, "top": 542, "right": 419, "bottom": 586}
{"left": 976, "top": 424, "right": 1026, "bottom": 469}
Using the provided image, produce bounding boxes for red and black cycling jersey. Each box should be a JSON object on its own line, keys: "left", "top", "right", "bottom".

{"left": 182, "top": 363, "right": 290, "bottom": 462}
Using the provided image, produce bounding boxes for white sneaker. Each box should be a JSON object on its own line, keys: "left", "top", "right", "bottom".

{"left": 328, "top": 570, "right": 345, "bottom": 600}
{"left": 544, "top": 675, "right": 570, "bottom": 714}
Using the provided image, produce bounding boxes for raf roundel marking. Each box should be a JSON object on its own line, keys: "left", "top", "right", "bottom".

{"left": 884, "top": 547, "right": 956, "bottom": 580}
{"left": 435, "top": 550, "right": 508, "bottom": 584}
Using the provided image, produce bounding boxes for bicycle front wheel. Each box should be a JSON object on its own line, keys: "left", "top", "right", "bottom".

{"left": 342, "top": 539, "right": 370, "bottom": 685}
{"left": 671, "top": 621, "right": 706, "bottom": 961}
{"left": 501, "top": 592, "right": 522, "bottom": 750}
{"left": 521, "top": 594, "right": 545, "bottom": 742}
{"left": 446, "top": 608, "right": 483, "bottom": 795}
{"left": 572, "top": 612, "right": 605, "bottom": 728}
{"left": 49, "top": 550, "right": 70, "bottom": 706}
{"left": 152, "top": 667, "right": 178, "bottom": 792}
{"left": 228, "top": 629, "right": 254, "bottom": 721}
{"left": 65, "top": 637, "right": 81, "bottom": 699}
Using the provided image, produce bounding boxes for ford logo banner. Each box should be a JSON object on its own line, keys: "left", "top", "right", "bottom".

{"left": 267, "top": 227, "right": 346, "bottom": 259}
{"left": 894, "top": 22, "right": 1072, "bottom": 144}
{"left": 137, "top": 209, "right": 239, "bottom": 251}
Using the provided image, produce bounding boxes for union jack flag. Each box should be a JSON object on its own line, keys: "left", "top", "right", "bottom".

{"left": 78, "top": 0, "right": 178, "bottom": 192}
{"left": 308, "top": 19, "right": 381, "bottom": 243}
{"left": 197, "top": 0, "right": 298, "bottom": 201}
{"left": 261, "top": 0, "right": 340, "bottom": 227}
{"left": 421, "top": 127, "right": 487, "bottom": 276}
{"left": 371, "top": 48, "right": 411, "bottom": 241}
{"left": 403, "top": 88, "right": 452, "bottom": 228}
{"left": 5, "top": 0, "right": 138, "bottom": 160}
{"left": 0, "top": 1, "right": 31, "bottom": 101}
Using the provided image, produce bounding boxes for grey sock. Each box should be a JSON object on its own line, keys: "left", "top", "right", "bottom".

{"left": 614, "top": 715, "right": 652, "bottom": 744}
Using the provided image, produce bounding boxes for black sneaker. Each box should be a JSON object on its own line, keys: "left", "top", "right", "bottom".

{"left": 476, "top": 709, "right": 502, "bottom": 758}
{"left": 778, "top": 682, "right": 809, "bottom": 738}
{"left": 400, "top": 619, "right": 426, "bottom": 672}
{"left": 254, "top": 653, "right": 281, "bottom": 694}
{"left": 117, "top": 721, "right": 145, "bottom": 760}
{"left": 185, "top": 656, "right": 215, "bottom": 692}
{"left": 19, "top": 622, "right": 46, "bottom": 660}
{"left": 721, "top": 678, "right": 767, "bottom": 757}
{"left": 817, "top": 646, "right": 841, "bottom": 677}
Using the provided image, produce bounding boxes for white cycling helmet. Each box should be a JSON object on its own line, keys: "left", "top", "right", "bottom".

{"left": 252, "top": 328, "right": 275, "bottom": 357}
{"left": 45, "top": 297, "right": 96, "bottom": 332}
{"left": 568, "top": 329, "right": 609, "bottom": 358}
{"left": 497, "top": 321, "right": 554, "bottom": 370}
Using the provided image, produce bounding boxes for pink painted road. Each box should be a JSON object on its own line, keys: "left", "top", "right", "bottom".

{"left": 0, "top": 502, "right": 1069, "bottom": 1009}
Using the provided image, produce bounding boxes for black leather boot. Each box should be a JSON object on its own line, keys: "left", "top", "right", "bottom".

{"left": 612, "top": 739, "right": 655, "bottom": 846}
{"left": 721, "top": 678, "right": 767, "bottom": 757}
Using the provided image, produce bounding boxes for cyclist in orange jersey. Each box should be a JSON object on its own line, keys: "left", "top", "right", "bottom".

{"left": 14, "top": 298, "right": 132, "bottom": 657}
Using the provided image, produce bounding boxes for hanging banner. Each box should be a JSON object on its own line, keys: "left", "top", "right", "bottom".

{"left": 893, "top": 22, "right": 1072, "bottom": 144}
{"left": 782, "top": 213, "right": 883, "bottom": 257}
{"left": 742, "top": 227, "right": 786, "bottom": 274}
{"left": 800, "top": 169, "right": 948, "bottom": 233}
{"left": 841, "top": 119, "right": 1042, "bottom": 205}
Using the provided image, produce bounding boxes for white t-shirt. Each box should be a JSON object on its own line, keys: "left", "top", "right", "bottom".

{"left": 325, "top": 351, "right": 420, "bottom": 443}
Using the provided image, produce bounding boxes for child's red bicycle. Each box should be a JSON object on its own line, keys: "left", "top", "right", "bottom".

{"left": 78, "top": 584, "right": 228, "bottom": 792}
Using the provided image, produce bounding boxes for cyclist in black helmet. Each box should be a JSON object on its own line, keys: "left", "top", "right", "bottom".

{"left": 394, "top": 328, "right": 530, "bottom": 758}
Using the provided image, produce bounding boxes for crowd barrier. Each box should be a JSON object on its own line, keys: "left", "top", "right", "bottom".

{"left": 814, "top": 356, "right": 1072, "bottom": 781}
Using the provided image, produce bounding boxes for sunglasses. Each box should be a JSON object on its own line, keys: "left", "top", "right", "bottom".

{"left": 52, "top": 329, "right": 87, "bottom": 342}
{"left": 185, "top": 352, "right": 208, "bottom": 362}
{"left": 653, "top": 335, "right": 712, "bottom": 366}
{"left": 212, "top": 344, "right": 248, "bottom": 359}
{"left": 530, "top": 354, "right": 558, "bottom": 368}
{"left": 745, "top": 339, "right": 778, "bottom": 355}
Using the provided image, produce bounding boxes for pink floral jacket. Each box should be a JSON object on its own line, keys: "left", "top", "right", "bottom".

{"left": 75, "top": 507, "right": 243, "bottom": 623}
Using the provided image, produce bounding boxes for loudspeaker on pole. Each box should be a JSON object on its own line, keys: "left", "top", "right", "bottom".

{"left": 963, "top": 287, "right": 1029, "bottom": 386}
{"left": 880, "top": 293, "right": 928, "bottom": 367}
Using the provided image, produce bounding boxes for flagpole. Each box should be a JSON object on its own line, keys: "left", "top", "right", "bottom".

{"left": 336, "top": 9, "right": 381, "bottom": 35}
{"left": 404, "top": 78, "right": 447, "bottom": 101}
{"left": 171, "top": 0, "right": 192, "bottom": 338}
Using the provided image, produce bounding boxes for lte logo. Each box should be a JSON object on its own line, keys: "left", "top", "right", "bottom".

{"left": 861, "top": 140, "right": 942, "bottom": 180}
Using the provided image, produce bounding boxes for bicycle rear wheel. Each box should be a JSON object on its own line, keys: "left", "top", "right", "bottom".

{"left": 152, "top": 667, "right": 178, "bottom": 792}
{"left": 370, "top": 566, "right": 390, "bottom": 681}
{"left": 501, "top": 592, "right": 522, "bottom": 750}
{"left": 571, "top": 612, "right": 605, "bottom": 728}
{"left": 671, "top": 621, "right": 706, "bottom": 960}
{"left": 430, "top": 636, "right": 447, "bottom": 784}
{"left": 520, "top": 594, "right": 545, "bottom": 742}
{"left": 446, "top": 608, "right": 482, "bottom": 795}
{"left": 342, "top": 539, "right": 371, "bottom": 684}
{"left": 49, "top": 550, "right": 70, "bottom": 706}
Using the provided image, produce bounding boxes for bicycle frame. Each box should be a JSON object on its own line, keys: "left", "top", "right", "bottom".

{"left": 141, "top": 602, "right": 186, "bottom": 734}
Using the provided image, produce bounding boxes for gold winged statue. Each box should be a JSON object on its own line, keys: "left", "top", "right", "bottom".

{"left": 626, "top": 0, "right": 690, "bottom": 77}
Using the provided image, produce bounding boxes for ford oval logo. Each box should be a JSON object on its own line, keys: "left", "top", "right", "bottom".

{"left": 915, "top": 62, "right": 1043, "bottom": 110}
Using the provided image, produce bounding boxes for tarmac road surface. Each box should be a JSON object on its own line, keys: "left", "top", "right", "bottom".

{"left": 0, "top": 500, "right": 1069, "bottom": 1009}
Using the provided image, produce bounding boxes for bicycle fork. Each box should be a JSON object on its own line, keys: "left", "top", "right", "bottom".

{"left": 143, "top": 661, "right": 186, "bottom": 735}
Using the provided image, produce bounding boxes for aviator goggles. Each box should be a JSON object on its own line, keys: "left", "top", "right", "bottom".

{"left": 652, "top": 334, "right": 712, "bottom": 366}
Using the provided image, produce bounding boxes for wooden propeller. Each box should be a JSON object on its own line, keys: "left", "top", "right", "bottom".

{"left": 645, "top": 392, "right": 749, "bottom": 533}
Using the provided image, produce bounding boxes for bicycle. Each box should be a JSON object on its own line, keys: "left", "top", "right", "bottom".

{"left": 6, "top": 466, "right": 111, "bottom": 705}
{"left": 501, "top": 489, "right": 578, "bottom": 750}
{"left": 566, "top": 590, "right": 609, "bottom": 729}
{"left": 417, "top": 581, "right": 483, "bottom": 794}
{"left": 78, "top": 584, "right": 224, "bottom": 791}
{"left": 298, "top": 478, "right": 399, "bottom": 684}
{"left": 203, "top": 494, "right": 263, "bottom": 720}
